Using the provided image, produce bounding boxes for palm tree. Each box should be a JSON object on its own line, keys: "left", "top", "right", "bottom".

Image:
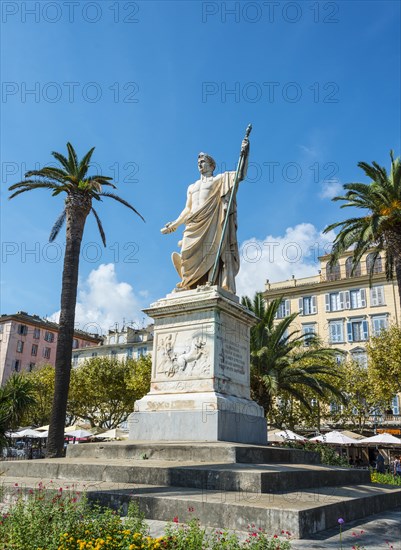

{"left": 241, "top": 293, "right": 345, "bottom": 416}
{"left": 0, "top": 374, "right": 36, "bottom": 449}
{"left": 323, "top": 151, "right": 401, "bottom": 305}
{"left": 9, "top": 143, "right": 144, "bottom": 457}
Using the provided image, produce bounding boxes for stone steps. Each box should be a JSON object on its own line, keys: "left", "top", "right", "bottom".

{"left": 2, "top": 441, "right": 401, "bottom": 539}
{"left": 1, "top": 476, "right": 400, "bottom": 539}
{"left": 66, "top": 441, "right": 321, "bottom": 464}
{"left": 1, "top": 457, "right": 370, "bottom": 493}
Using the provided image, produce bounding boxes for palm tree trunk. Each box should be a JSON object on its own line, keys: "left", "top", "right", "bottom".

{"left": 395, "top": 259, "right": 401, "bottom": 310}
{"left": 47, "top": 196, "right": 90, "bottom": 457}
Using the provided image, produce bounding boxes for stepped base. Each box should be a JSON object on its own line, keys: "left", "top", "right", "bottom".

{"left": 1, "top": 442, "right": 401, "bottom": 539}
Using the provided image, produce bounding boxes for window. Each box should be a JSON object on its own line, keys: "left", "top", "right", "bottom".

{"left": 29, "top": 363, "right": 35, "bottom": 372}
{"left": 16, "top": 340, "right": 24, "bottom": 353}
{"left": 276, "top": 299, "right": 290, "bottom": 319}
{"left": 299, "top": 296, "right": 317, "bottom": 315}
{"left": 335, "top": 354, "right": 344, "bottom": 365}
{"left": 72, "top": 354, "right": 78, "bottom": 366}
{"left": 31, "top": 344, "right": 38, "bottom": 356}
{"left": 302, "top": 324, "right": 315, "bottom": 346}
{"left": 33, "top": 328, "right": 40, "bottom": 339}
{"left": 370, "top": 285, "right": 385, "bottom": 307}
{"left": 109, "top": 335, "right": 116, "bottom": 344}
{"left": 14, "top": 360, "right": 20, "bottom": 372}
{"left": 43, "top": 347, "right": 51, "bottom": 359}
{"left": 330, "top": 402, "right": 342, "bottom": 414}
{"left": 371, "top": 315, "right": 388, "bottom": 336}
{"left": 72, "top": 338, "right": 79, "bottom": 349}
{"left": 44, "top": 331, "right": 54, "bottom": 343}
{"left": 350, "top": 349, "right": 368, "bottom": 367}
{"left": 347, "top": 320, "right": 368, "bottom": 342}
{"left": 111, "top": 350, "right": 117, "bottom": 356}
{"left": 350, "top": 289, "right": 366, "bottom": 309}
{"left": 329, "top": 320, "right": 344, "bottom": 343}
{"left": 91, "top": 352, "right": 98, "bottom": 357}
{"left": 366, "top": 253, "right": 383, "bottom": 274}
{"left": 345, "top": 257, "right": 361, "bottom": 278}
{"left": 326, "top": 291, "right": 347, "bottom": 312}
{"left": 326, "top": 261, "right": 340, "bottom": 281}
{"left": 17, "top": 324, "right": 28, "bottom": 335}
{"left": 127, "top": 347, "right": 133, "bottom": 359}
{"left": 118, "top": 334, "right": 126, "bottom": 344}
{"left": 137, "top": 346, "right": 147, "bottom": 357}
{"left": 392, "top": 396, "right": 400, "bottom": 416}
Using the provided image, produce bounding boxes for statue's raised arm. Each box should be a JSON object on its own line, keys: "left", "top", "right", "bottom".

{"left": 161, "top": 125, "right": 251, "bottom": 295}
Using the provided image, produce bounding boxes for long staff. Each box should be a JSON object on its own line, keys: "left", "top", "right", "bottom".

{"left": 209, "top": 123, "right": 252, "bottom": 285}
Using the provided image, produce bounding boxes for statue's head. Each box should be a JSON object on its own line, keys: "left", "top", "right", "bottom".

{"left": 198, "top": 152, "right": 216, "bottom": 175}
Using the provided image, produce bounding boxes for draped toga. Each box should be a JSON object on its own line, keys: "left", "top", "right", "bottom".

{"left": 176, "top": 171, "right": 239, "bottom": 294}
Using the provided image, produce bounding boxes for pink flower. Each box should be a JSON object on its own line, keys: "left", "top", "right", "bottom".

{"left": 173, "top": 516, "right": 179, "bottom": 523}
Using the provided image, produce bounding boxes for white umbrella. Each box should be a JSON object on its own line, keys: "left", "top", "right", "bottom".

{"left": 94, "top": 428, "right": 129, "bottom": 440}
{"left": 64, "top": 429, "right": 93, "bottom": 439}
{"left": 37, "top": 431, "right": 49, "bottom": 438}
{"left": 10, "top": 428, "right": 43, "bottom": 438}
{"left": 356, "top": 432, "right": 401, "bottom": 445}
{"left": 309, "top": 431, "right": 357, "bottom": 445}
{"left": 268, "top": 429, "right": 305, "bottom": 442}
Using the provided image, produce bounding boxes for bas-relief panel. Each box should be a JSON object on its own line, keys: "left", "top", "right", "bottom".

{"left": 154, "top": 327, "right": 213, "bottom": 380}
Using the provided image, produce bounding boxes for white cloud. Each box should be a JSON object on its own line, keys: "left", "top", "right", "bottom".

{"left": 236, "top": 223, "right": 335, "bottom": 298}
{"left": 51, "top": 263, "right": 144, "bottom": 334}
{"left": 319, "top": 179, "right": 343, "bottom": 199}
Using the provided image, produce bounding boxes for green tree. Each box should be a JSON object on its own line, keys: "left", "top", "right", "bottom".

{"left": 0, "top": 375, "right": 37, "bottom": 448}
{"left": 241, "top": 293, "right": 345, "bottom": 417}
{"left": 329, "top": 359, "right": 382, "bottom": 432}
{"left": 323, "top": 151, "right": 401, "bottom": 305}
{"left": 368, "top": 325, "right": 401, "bottom": 403}
{"left": 9, "top": 143, "right": 144, "bottom": 457}
{"left": 68, "top": 355, "right": 151, "bottom": 428}
{"left": 21, "top": 364, "right": 55, "bottom": 427}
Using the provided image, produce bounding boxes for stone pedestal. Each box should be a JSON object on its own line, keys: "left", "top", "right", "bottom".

{"left": 128, "top": 285, "right": 266, "bottom": 444}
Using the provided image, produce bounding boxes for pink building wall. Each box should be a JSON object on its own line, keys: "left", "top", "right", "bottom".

{"left": 0, "top": 314, "right": 100, "bottom": 385}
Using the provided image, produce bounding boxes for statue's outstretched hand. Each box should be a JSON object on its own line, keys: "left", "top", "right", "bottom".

{"left": 161, "top": 222, "right": 177, "bottom": 234}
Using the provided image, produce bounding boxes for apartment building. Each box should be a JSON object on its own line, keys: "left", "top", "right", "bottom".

{"left": 72, "top": 324, "right": 153, "bottom": 367}
{"left": 263, "top": 250, "right": 401, "bottom": 424}
{"left": 0, "top": 312, "right": 102, "bottom": 385}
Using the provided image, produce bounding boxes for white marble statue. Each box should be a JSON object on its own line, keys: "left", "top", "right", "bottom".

{"left": 161, "top": 139, "right": 249, "bottom": 294}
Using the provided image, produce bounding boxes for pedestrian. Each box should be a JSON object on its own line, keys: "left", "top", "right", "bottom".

{"left": 376, "top": 451, "right": 385, "bottom": 474}
{"left": 393, "top": 455, "right": 401, "bottom": 477}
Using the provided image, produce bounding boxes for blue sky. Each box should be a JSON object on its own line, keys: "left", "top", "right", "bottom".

{"left": 1, "top": 0, "right": 400, "bottom": 333}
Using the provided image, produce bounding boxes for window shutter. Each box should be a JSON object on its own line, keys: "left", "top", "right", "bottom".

{"left": 360, "top": 289, "right": 366, "bottom": 307}
{"left": 299, "top": 298, "right": 303, "bottom": 314}
{"left": 370, "top": 286, "right": 377, "bottom": 306}
{"left": 339, "top": 292, "right": 345, "bottom": 310}
{"left": 325, "top": 294, "right": 330, "bottom": 312}
{"left": 311, "top": 296, "right": 317, "bottom": 314}
{"left": 285, "top": 299, "right": 290, "bottom": 316}
{"left": 362, "top": 320, "right": 369, "bottom": 340}
{"left": 378, "top": 286, "right": 385, "bottom": 305}
{"left": 344, "top": 291, "right": 350, "bottom": 309}
{"left": 347, "top": 322, "right": 353, "bottom": 342}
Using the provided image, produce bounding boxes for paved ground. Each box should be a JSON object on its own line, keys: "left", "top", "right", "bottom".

{"left": 145, "top": 507, "right": 401, "bottom": 549}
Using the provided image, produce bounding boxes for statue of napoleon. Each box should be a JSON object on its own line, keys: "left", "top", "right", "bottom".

{"left": 161, "top": 130, "right": 250, "bottom": 295}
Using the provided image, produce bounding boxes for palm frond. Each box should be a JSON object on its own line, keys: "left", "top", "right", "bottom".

{"left": 99, "top": 192, "right": 145, "bottom": 221}
{"left": 91, "top": 207, "right": 106, "bottom": 246}
{"left": 49, "top": 209, "right": 66, "bottom": 242}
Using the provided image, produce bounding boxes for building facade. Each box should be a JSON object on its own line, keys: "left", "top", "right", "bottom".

{"left": 72, "top": 324, "right": 153, "bottom": 367}
{"left": 0, "top": 312, "right": 102, "bottom": 385}
{"left": 263, "top": 250, "right": 401, "bottom": 430}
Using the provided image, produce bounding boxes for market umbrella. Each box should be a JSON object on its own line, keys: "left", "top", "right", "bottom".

{"left": 64, "top": 429, "right": 93, "bottom": 439}
{"left": 309, "top": 431, "right": 357, "bottom": 444}
{"left": 94, "top": 428, "right": 129, "bottom": 440}
{"left": 36, "top": 424, "right": 49, "bottom": 432}
{"left": 339, "top": 430, "right": 365, "bottom": 440}
{"left": 268, "top": 429, "right": 305, "bottom": 442}
{"left": 356, "top": 433, "right": 401, "bottom": 445}
{"left": 10, "top": 428, "right": 43, "bottom": 438}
